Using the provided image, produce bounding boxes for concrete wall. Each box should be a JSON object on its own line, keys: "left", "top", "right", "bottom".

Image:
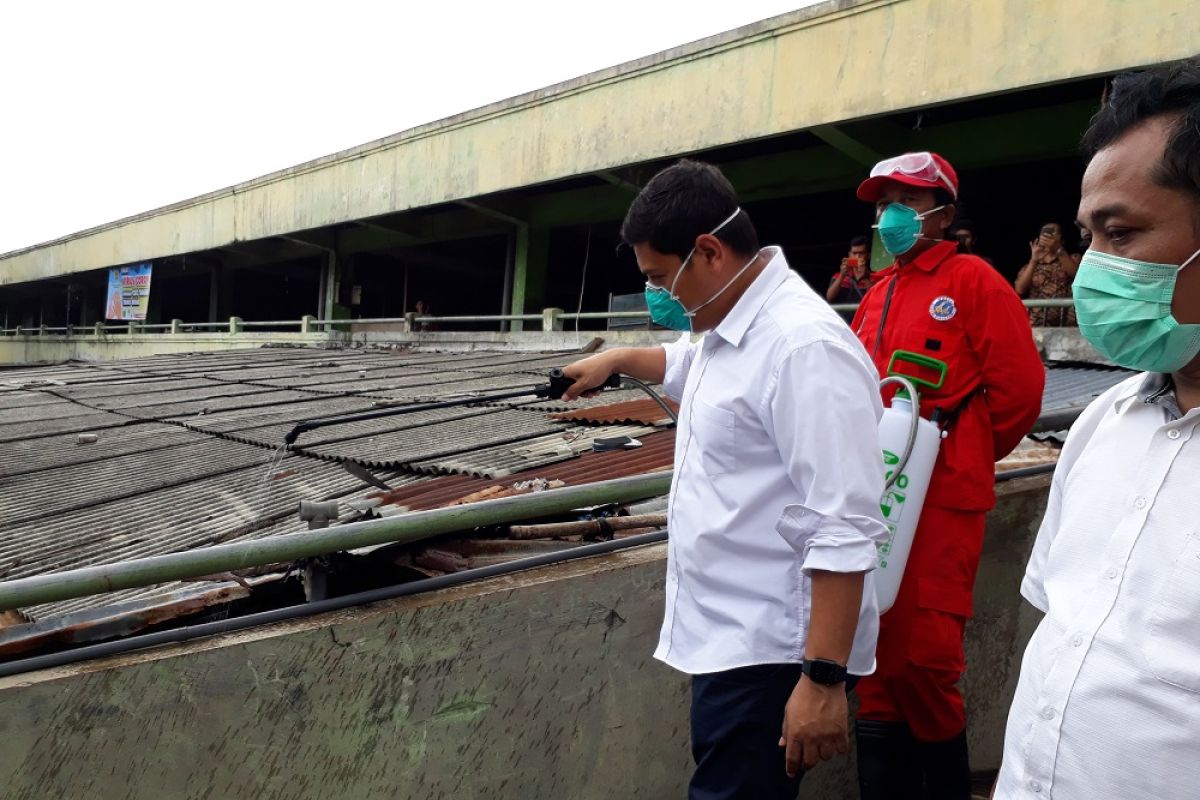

{"left": 0, "top": 326, "right": 1106, "bottom": 366}
{"left": 0, "top": 329, "right": 683, "bottom": 365}
{"left": 2, "top": 0, "right": 1196, "bottom": 285}
{"left": 0, "top": 331, "right": 331, "bottom": 366}
{"left": 0, "top": 475, "right": 1049, "bottom": 799}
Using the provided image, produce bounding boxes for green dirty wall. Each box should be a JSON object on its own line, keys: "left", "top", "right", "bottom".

{"left": 0, "top": 476, "right": 1049, "bottom": 799}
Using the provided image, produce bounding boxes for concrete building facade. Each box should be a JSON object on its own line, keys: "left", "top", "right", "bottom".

{"left": 1, "top": 0, "right": 1196, "bottom": 340}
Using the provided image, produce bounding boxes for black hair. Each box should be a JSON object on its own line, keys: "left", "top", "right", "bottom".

{"left": 849, "top": 235, "right": 871, "bottom": 248}
{"left": 620, "top": 159, "right": 760, "bottom": 259}
{"left": 933, "top": 188, "right": 957, "bottom": 208}
{"left": 953, "top": 219, "right": 977, "bottom": 235}
{"left": 1082, "top": 57, "right": 1200, "bottom": 204}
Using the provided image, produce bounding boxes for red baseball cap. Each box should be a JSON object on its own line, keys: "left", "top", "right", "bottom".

{"left": 856, "top": 152, "right": 959, "bottom": 201}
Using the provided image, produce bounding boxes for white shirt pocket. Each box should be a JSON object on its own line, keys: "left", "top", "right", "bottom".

{"left": 1143, "top": 532, "right": 1200, "bottom": 693}
{"left": 690, "top": 400, "right": 738, "bottom": 479}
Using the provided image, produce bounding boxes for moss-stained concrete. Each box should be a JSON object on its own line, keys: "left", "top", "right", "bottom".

{"left": 0, "top": 476, "right": 1050, "bottom": 799}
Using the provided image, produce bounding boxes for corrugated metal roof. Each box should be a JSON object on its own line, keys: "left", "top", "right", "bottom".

{"left": 372, "top": 430, "right": 677, "bottom": 511}
{"left": 552, "top": 398, "right": 679, "bottom": 426}
{"left": 0, "top": 348, "right": 1115, "bottom": 647}
{"left": 405, "top": 424, "right": 661, "bottom": 478}
{"left": 1041, "top": 364, "right": 1133, "bottom": 415}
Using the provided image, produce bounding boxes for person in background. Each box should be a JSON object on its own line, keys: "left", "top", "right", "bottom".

{"left": 1015, "top": 222, "right": 1078, "bottom": 326}
{"left": 995, "top": 56, "right": 1200, "bottom": 800}
{"left": 826, "top": 235, "right": 874, "bottom": 305}
{"left": 413, "top": 299, "right": 435, "bottom": 332}
{"left": 950, "top": 219, "right": 980, "bottom": 257}
{"left": 849, "top": 151, "right": 1044, "bottom": 800}
{"left": 560, "top": 159, "right": 888, "bottom": 799}
{"left": 1072, "top": 226, "right": 1092, "bottom": 262}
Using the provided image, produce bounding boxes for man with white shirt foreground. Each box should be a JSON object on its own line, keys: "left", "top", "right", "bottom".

{"left": 561, "top": 160, "right": 888, "bottom": 799}
{"left": 995, "top": 58, "right": 1200, "bottom": 800}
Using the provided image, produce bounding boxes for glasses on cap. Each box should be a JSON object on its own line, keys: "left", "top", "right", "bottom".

{"left": 869, "top": 152, "right": 958, "bottom": 198}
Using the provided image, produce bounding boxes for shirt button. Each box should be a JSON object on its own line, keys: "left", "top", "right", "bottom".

{"left": 1134, "top": 496, "right": 1148, "bottom": 509}
{"left": 1168, "top": 429, "right": 1181, "bottom": 440}
{"left": 1072, "top": 635, "right": 1084, "bottom": 647}
{"left": 1042, "top": 706, "right": 1057, "bottom": 720}
{"left": 1106, "top": 567, "right": 1119, "bottom": 579}
{"left": 1030, "top": 780, "right": 1043, "bottom": 793}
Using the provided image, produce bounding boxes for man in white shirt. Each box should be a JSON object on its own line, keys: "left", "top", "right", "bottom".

{"left": 561, "top": 159, "right": 888, "bottom": 799}
{"left": 996, "top": 58, "right": 1200, "bottom": 799}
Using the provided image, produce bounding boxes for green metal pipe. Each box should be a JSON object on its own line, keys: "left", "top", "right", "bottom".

{"left": 0, "top": 472, "right": 673, "bottom": 612}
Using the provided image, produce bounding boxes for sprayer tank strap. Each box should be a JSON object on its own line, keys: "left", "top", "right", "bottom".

{"left": 870, "top": 271, "right": 900, "bottom": 359}
{"left": 935, "top": 384, "right": 983, "bottom": 432}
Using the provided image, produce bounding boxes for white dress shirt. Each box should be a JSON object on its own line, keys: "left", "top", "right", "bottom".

{"left": 655, "top": 246, "right": 888, "bottom": 676}
{"left": 997, "top": 372, "right": 1200, "bottom": 799}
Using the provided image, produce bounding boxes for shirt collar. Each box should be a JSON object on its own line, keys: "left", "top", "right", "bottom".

{"left": 1132, "top": 372, "right": 1183, "bottom": 421}
{"left": 880, "top": 240, "right": 958, "bottom": 276}
{"left": 711, "top": 246, "right": 789, "bottom": 348}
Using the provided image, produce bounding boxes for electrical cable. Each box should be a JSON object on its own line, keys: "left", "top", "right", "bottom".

{"left": 574, "top": 225, "right": 592, "bottom": 348}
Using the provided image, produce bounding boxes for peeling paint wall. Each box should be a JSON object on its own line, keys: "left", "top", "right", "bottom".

{"left": 2, "top": 0, "right": 1196, "bottom": 285}
{"left": 0, "top": 476, "right": 1049, "bottom": 799}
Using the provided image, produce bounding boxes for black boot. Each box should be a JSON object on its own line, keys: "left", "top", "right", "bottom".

{"left": 855, "top": 719, "right": 923, "bottom": 800}
{"left": 917, "top": 729, "right": 971, "bottom": 800}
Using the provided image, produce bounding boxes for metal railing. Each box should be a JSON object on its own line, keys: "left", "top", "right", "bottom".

{"left": 0, "top": 299, "right": 1077, "bottom": 338}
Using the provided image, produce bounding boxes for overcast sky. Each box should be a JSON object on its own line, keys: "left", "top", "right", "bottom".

{"left": 0, "top": 1, "right": 824, "bottom": 256}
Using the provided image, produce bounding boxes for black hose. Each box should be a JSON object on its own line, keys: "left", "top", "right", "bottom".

{"left": 995, "top": 462, "right": 1057, "bottom": 482}
{"left": 620, "top": 376, "right": 678, "bottom": 424}
{"left": 0, "top": 530, "right": 668, "bottom": 678}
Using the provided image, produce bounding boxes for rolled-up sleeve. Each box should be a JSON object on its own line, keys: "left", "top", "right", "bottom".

{"left": 764, "top": 340, "right": 888, "bottom": 574}
{"left": 661, "top": 332, "right": 700, "bottom": 402}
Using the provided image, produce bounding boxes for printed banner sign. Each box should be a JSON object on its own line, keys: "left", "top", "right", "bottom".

{"left": 105, "top": 263, "right": 153, "bottom": 321}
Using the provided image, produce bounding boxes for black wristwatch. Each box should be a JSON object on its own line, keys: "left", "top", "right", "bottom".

{"left": 802, "top": 658, "right": 848, "bottom": 686}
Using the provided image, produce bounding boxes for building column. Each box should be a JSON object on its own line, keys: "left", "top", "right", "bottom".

{"left": 208, "top": 264, "right": 221, "bottom": 322}
{"left": 510, "top": 225, "right": 548, "bottom": 333}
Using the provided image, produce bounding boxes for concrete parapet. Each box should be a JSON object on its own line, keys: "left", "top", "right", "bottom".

{"left": 0, "top": 475, "right": 1049, "bottom": 799}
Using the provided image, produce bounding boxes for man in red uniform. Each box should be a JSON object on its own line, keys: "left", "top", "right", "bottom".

{"left": 849, "top": 152, "right": 1044, "bottom": 800}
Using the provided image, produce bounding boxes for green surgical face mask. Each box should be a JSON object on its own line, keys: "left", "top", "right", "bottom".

{"left": 1072, "top": 246, "right": 1200, "bottom": 372}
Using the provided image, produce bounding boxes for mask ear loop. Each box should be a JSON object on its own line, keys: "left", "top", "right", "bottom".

{"left": 1178, "top": 247, "right": 1200, "bottom": 274}
{"left": 913, "top": 204, "right": 950, "bottom": 245}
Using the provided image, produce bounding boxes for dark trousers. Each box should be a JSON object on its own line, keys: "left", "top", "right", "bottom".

{"left": 689, "top": 663, "right": 806, "bottom": 800}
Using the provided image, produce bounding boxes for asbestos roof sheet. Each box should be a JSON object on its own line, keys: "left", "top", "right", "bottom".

{"left": 0, "top": 421, "right": 198, "bottom": 479}
{"left": 0, "top": 410, "right": 131, "bottom": 443}
{"left": 298, "top": 408, "right": 569, "bottom": 468}
{"left": 0, "top": 456, "right": 411, "bottom": 615}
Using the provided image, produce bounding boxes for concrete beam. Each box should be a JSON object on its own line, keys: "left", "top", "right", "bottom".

{"left": 595, "top": 171, "right": 642, "bottom": 194}
{"left": 809, "top": 124, "right": 882, "bottom": 166}
{"left": 458, "top": 200, "right": 526, "bottom": 227}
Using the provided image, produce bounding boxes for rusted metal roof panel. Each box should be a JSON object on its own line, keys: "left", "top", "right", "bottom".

{"left": 374, "top": 429, "right": 677, "bottom": 511}
{"left": 552, "top": 398, "right": 679, "bottom": 426}
{"left": 405, "top": 424, "right": 661, "bottom": 478}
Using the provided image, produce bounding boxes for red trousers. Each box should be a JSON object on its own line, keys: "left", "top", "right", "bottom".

{"left": 856, "top": 504, "right": 987, "bottom": 742}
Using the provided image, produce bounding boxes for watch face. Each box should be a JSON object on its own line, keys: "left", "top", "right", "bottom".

{"left": 805, "top": 659, "right": 847, "bottom": 685}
